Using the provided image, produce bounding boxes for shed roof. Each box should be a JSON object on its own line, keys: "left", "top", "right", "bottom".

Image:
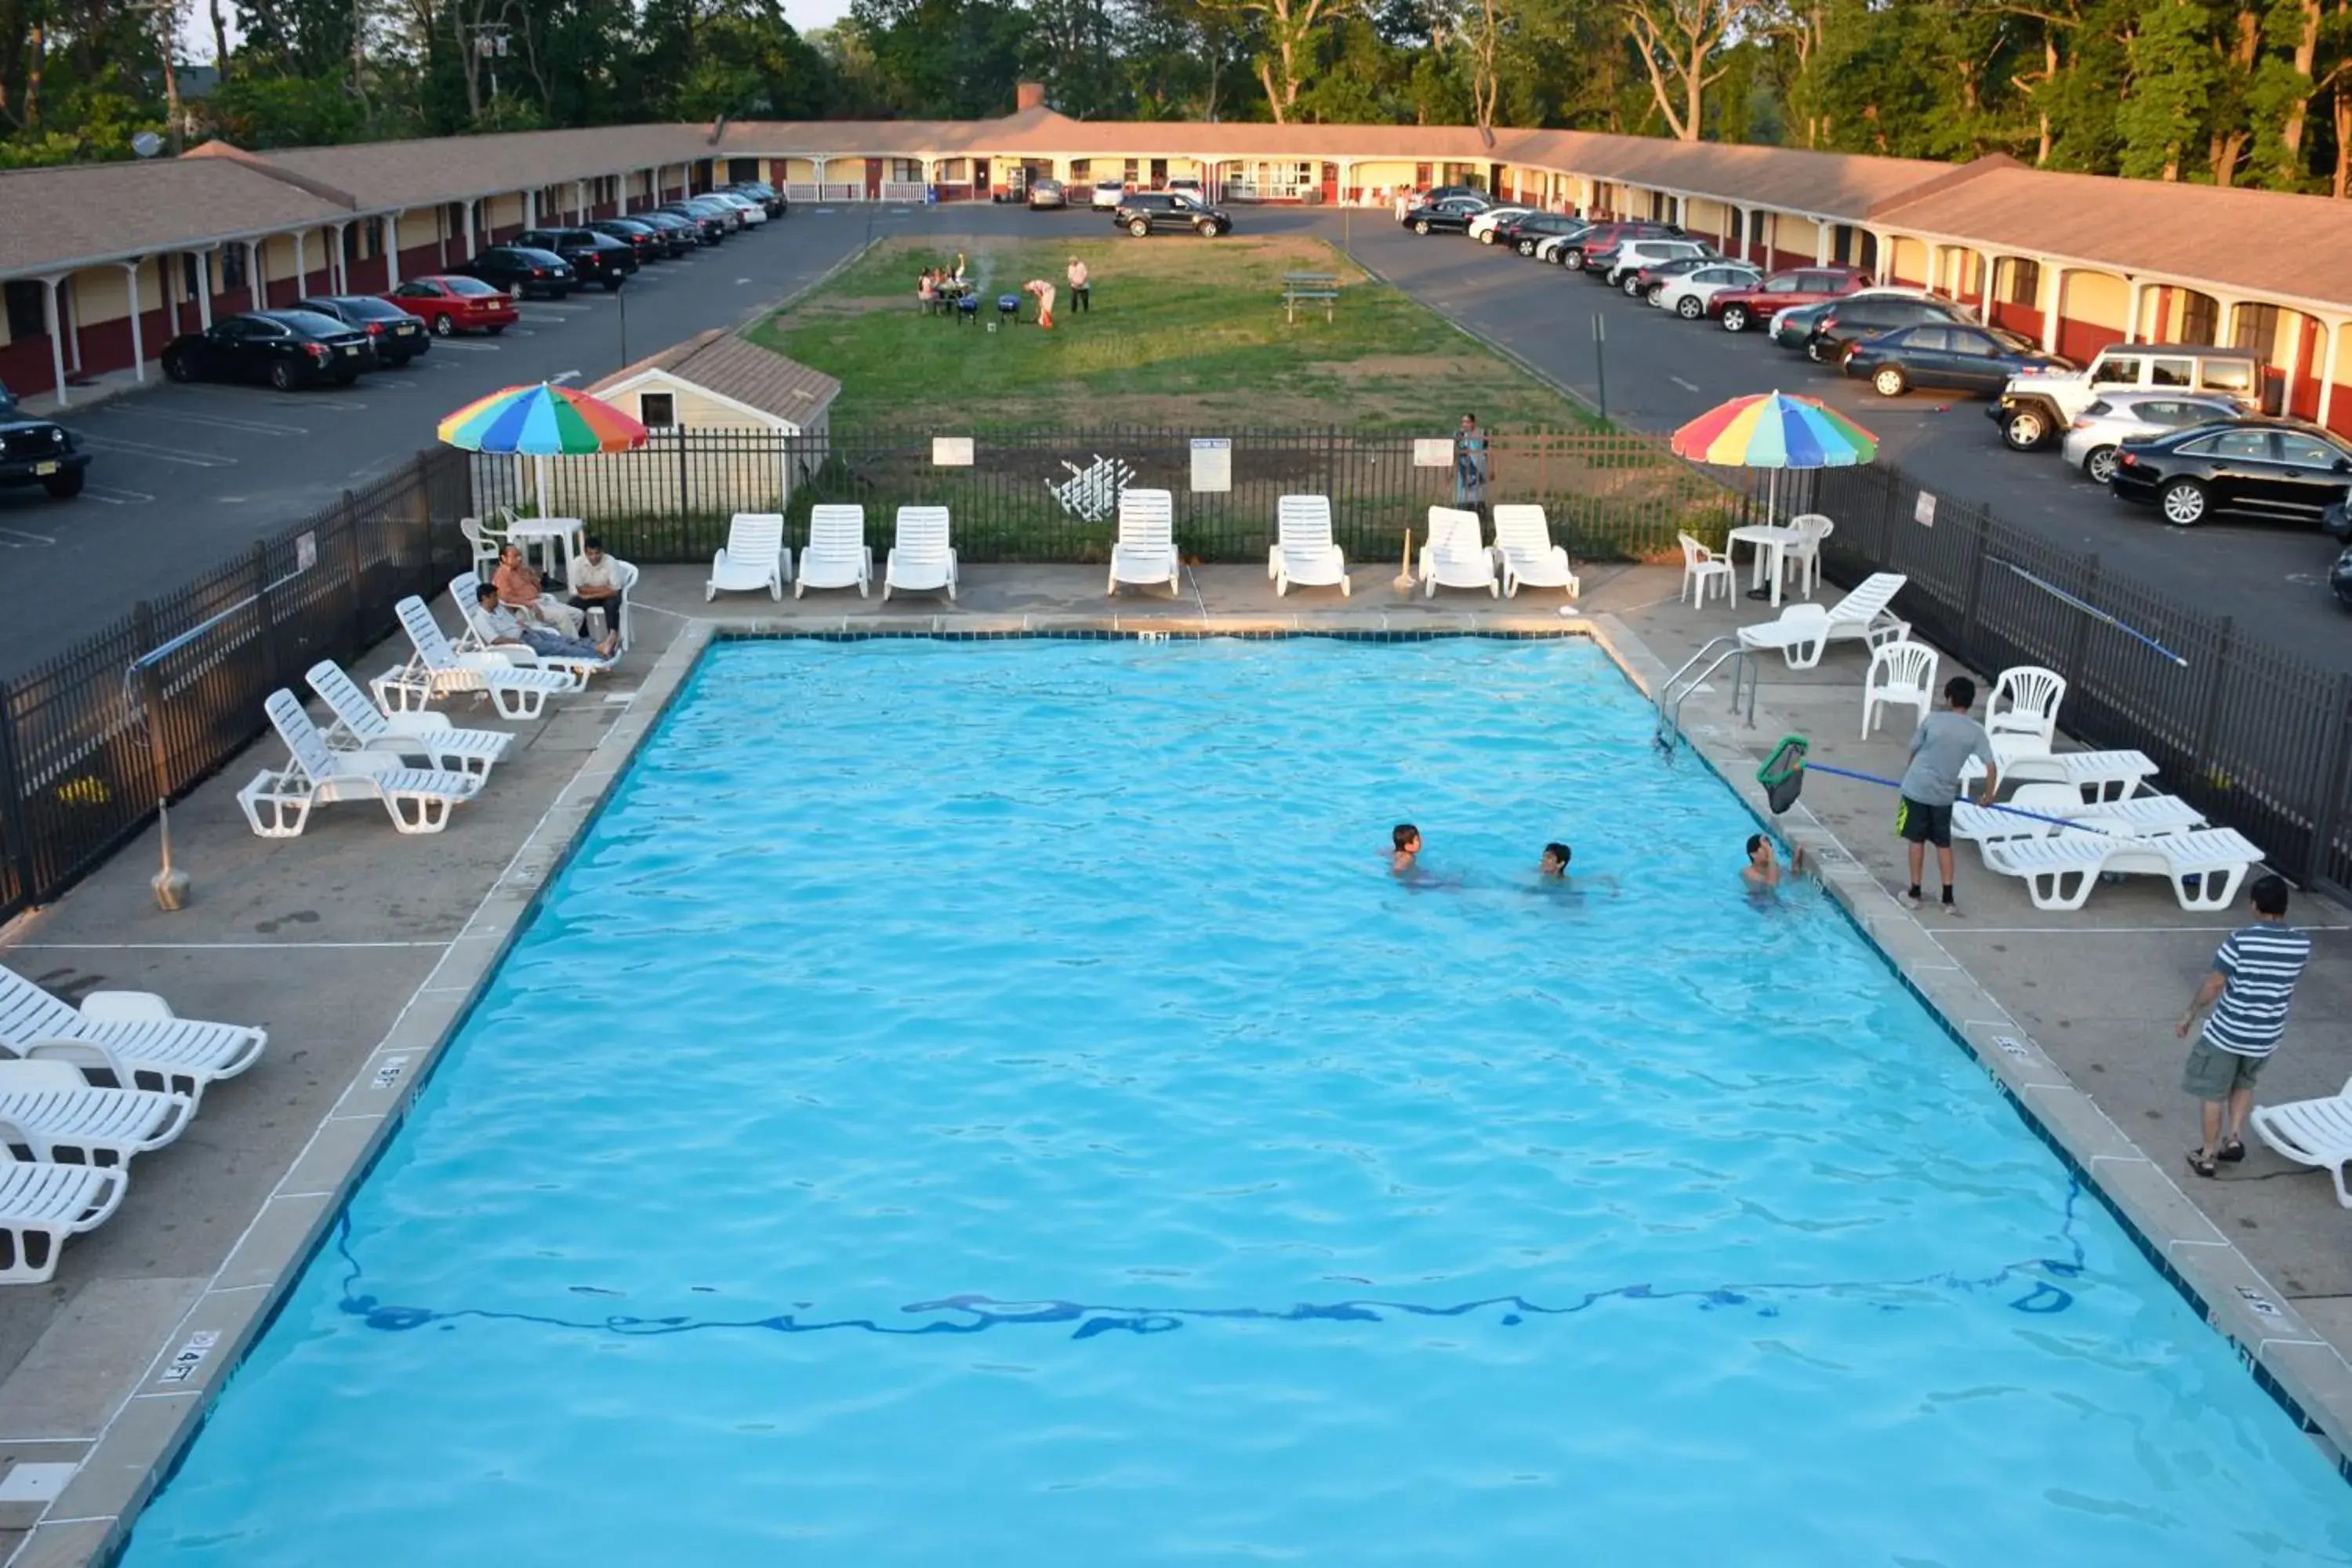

{"left": 590, "top": 329, "right": 840, "bottom": 427}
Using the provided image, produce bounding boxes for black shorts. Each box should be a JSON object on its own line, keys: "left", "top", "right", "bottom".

{"left": 1896, "top": 796, "right": 1953, "bottom": 848}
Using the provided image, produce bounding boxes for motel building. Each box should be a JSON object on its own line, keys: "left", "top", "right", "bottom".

{"left": 3, "top": 82, "right": 2350, "bottom": 437}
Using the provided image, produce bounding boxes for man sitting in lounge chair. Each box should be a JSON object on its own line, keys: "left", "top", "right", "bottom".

{"left": 495, "top": 544, "right": 586, "bottom": 637}
{"left": 474, "top": 583, "right": 616, "bottom": 662}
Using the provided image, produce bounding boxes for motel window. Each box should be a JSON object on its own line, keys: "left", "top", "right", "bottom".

{"left": 5, "top": 279, "right": 45, "bottom": 340}
{"left": 639, "top": 392, "right": 676, "bottom": 429}
{"left": 1070, "top": 158, "right": 1090, "bottom": 180}
{"left": 2175, "top": 292, "right": 2220, "bottom": 346}
{"left": 938, "top": 158, "right": 967, "bottom": 182}
{"left": 2230, "top": 302, "right": 2278, "bottom": 356}
{"left": 182, "top": 254, "right": 203, "bottom": 298}
{"left": 1124, "top": 158, "right": 1140, "bottom": 183}
{"left": 219, "top": 245, "right": 246, "bottom": 289}
{"left": 2000, "top": 258, "right": 2041, "bottom": 307}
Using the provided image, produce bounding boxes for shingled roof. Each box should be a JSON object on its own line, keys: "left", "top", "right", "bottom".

{"left": 0, "top": 156, "right": 353, "bottom": 274}
{"left": 590, "top": 329, "right": 840, "bottom": 428}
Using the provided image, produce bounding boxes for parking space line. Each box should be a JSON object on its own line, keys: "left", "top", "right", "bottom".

{"left": 429, "top": 342, "right": 501, "bottom": 353}
{"left": 0, "top": 526, "right": 57, "bottom": 547}
{"left": 517, "top": 314, "right": 570, "bottom": 325}
{"left": 535, "top": 302, "right": 592, "bottom": 313}
{"left": 74, "top": 435, "right": 235, "bottom": 466}
{"left": 81, "top": 485, "right": 154, "bottom": 505}
{"left": 114, "top": 408, "right": 307, "bottom": 437}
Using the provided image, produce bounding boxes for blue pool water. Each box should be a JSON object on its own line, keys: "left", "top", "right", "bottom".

{"left": 128, "top": 639, "right": 2352, "bottom": 1565}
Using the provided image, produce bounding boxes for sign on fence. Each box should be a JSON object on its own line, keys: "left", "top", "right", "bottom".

{"left": 1914, "top": 491, "right": 1937, "bottom": 528}
{"left": 1189, "top": 437, "right": 1232, "bottom": 494}
{"left": 931, "top": 437, "right": 975, "bottom": 467}
{"left": 1413, "top": 438, "right": 1454, "bottom": 468}
{"left": 294, "top": 531, "right": 317, "bottom": 572}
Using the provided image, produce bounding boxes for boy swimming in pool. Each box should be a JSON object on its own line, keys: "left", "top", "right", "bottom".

{"left": 1539, "top": 842, "right": 1570, "bottom": 878}
{"left": 1743, "top": 833, "right": 1806, "bottom": 899}
{"left": 1537, "top": 841, "right": 1618, "bottom": 896}
{"left": 1391, "top": 823, "right": 1422, "bottom": 877}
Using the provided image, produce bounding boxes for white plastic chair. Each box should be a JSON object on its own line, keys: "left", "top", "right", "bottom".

{"left": 0, "top": 1059, "right": 193, "bottom": 1167}
{"left": 374, "top": 597, "right": 576, "bottom": 720}
{"left": 1861, "top": 641, "right": 1938, "bottom": 737}
{"left": 1989, "top": 666, "right": 2067, "bottom": 750}
{"left": 797, "top": 504, "right": 873, "bottom": 598}
{"left": 708, "top": 512, "right": 790, "bottom": 601}
{"left": 237, "top": 689, "right": 481, "bottom": 837}
{"left": 2253, "top": 1077, "right": 2352, "bottom": 1207}
{"left": 1420, "top": 506, "right": 1497, "bottom": 597}
{"left": 1270, "top": 495, "right": 1348, "bottom": 597}
{"left": 1491, "top": 504, "right": 1579, "bottom": 598}
{"left": 1109, "top": 488, "right": 1180, "bottom": 597}
{"left": 1786, "top": 513, "right": 1835, "bottom": 597}
{"left": 0, "top": 962, "right": 266, "bottom": 1102}
{"left": 1679, "top": 532, "right": 1733, "bottom": 606}
{"left": 0, "top": 1124, "right": 127, "bottom": 1283}
{"left": 306, "top": 660, "right": 512, "bottom": 782}
{"left": 459, "top": 516, "right": 506, "bottom": 575}
{"left": 884, "top": 506, "right": 958, "bottom": 601}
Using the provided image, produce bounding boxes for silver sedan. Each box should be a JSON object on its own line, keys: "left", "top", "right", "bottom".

{"left": 2061, "top": 391, "right": 2242, "bottom": 485}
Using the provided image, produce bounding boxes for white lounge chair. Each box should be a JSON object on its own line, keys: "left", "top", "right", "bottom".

{"left": 448, "top": 572, "right": 607, "bottom": 687}
{"left": 1269, "top": 495, "right": 1348, "bottom": 597}
{"left": 1962, "top": 746, "right": 2158, "bottom": 804}
{"left": 1988, "top": 666, "right": 2067, "bottom": 750}
{"left": 884, "top": 506, "right": 957, "bottom": 601}
{"left": 708, "top": 512, "right": 790, "bottom": 601}
{"left": 238, "top": 690, "right": 480, "bottom": 838}
{"left": 1981, "top": 825, "right": 2267, "bottom": 911}
{"left": 1737, "top": 571, "right": 1909, "bottom": 668}
{"left": 0, "top": 1059, "right": 194, "bottom": 1167}
{"left": 0, "top": 963, "right": 265, "bottom": 1102}
{"left": 1492, "top": 504, "right": 1578, "bottom": 598}
{"left": 1954, "top": 782, "right": 2206, "bottom": 845}
{"left": 1421, "top": 506, "right": 1497, "bottom": 597}
{"left": 0, "top": 1125, "right": 127, "bottom": 1283}
{"left": 1862, "top": 641, "right": 1937, "bottom": 737}
{"left": 1679, "top": 532, "right": 1734, "bottom": 606}
{"left": 2252, "top": 1079, "right": 2352, "bottom": 1207}
{"left": 306, "top": 661, "right": 511, "bottom": 782}
{"left": 1109, "top": 488, "right": 1181, "bottom": 597}
{"left": 375, "top": 597, "right": 575, "bottom": 721}
{"left": 796, "top": 504, "right": 872, "bottom": 598}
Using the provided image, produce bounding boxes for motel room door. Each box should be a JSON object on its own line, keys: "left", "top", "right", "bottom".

{"left": 1321, "top": 163, "right": 1338, "bottom": 203}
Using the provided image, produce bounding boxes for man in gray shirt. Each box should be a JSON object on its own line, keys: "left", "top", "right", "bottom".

{"left": 1897, "top": 674, "right": 1998, "bottom": 914}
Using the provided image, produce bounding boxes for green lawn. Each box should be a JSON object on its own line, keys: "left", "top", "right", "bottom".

{"left": 745, "top": 233, "right": 1596, "bottom": 431}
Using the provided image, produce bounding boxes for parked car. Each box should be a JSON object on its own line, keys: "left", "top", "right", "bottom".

{"left": 1805, "top": 295, "right": 1968, "bottom": 362}
{"left": 1768, "top": 287, "right": 1962, "bottom": 350}
{"left": 1556, "top": 220, "right": 1681, "bottom": 272}
{"left": 1114, "top": 191, "right": 1232, "bottom": 236}
{"left": 1468, "top": 205, "right": 1532, "bottom": 244}
{"left": 662, "top": 196, "right": 740, "bottom": 234}
{"left": 703, "top": 190, "right": 768, "bottom": 225}
{"left": 1421, "top": 185, "right": 1486, "bottom": 205}
{"left": 2061, "top": 391, "right": 2245, "bottom": 485}
{"left": 1607, "top": 241, "right": 1715, "bottom": 292}
{"left": 1401, "top": 194, "right": 1490, "bottom": 235}
{"left": 1091, "top": 180, "right": 1127, "bottom": 210}
{"left": 1842, "top": 323, "right": 2071, "bottom": 398}
{"left": 458, "top": 245, "right": 576, "bottom": 299}
{"left": 1991, "top": 342, "right": 2267, "bottom": 452}
{"left": 1167, "top": 177, "right": 1205, "bottom": 199}
{"left": 1531, "top": 224, "right": 1599, "bottom": 264}
{"left": 292, "top": 295, "right": 431, "bottom": 364}
{"left": 2327, "top": 493, "right": 2352, "bottom": 543}
{"left": 589, "top": 216, "right": 677, "bottom": 262}
{"left": 1707, "top": 265, "right": 1874, "bottom": 332}
{"left": 2331, "top": 539, "right": 2352, "bottom": 606}
{"left": 1028, "top": 177, "right": 1068, "bottom": 210}
{"left": 1652, "top": 262, "right": 1763, "bottom": 319}
{"left": 2109, "top": 419, "right": 2352, "bottom": 527}
{"left": 653, "top": 202, "right": 727, "bottom": 244}
{"left": 515, "top": 227, "right": 637, "bottom": 290}
{"left": 0, "top": 379, "right": 89, "bottom": 499}
{"left": 385, "top": 274, "right": 520, "bottom": 336}
{"left": 161, "top": 309, "right": 375, "bottom": 390}
{"left": 1498, "top": 212, "right": 1584, "bottom": 256}
{"left": 721, "top": 180, "right": 786, "bottom": 216}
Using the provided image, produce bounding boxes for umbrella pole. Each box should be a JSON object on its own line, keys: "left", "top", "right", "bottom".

{"left": 535, "top": 453, "right": 550, "bottom": 519}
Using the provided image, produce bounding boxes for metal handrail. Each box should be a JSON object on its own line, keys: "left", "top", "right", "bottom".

{"left": 1655, "top": 635, "right": 1757, "bottom": 750}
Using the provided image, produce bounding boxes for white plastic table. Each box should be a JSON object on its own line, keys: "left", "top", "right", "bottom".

{"left": 505, "top": 517, "right": 583, "bottom": 590}
{"left": 1726, "top": 524, "right": 1806, "bottom": 607}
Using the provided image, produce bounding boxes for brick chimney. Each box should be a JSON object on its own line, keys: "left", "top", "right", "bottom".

{"left": 1015, "top": 82, "right": 1047, "bottom": 113}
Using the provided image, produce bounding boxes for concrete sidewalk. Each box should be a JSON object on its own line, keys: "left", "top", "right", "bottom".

{"left": 2, "top": 560, "right": 2347, "bottom": 1563}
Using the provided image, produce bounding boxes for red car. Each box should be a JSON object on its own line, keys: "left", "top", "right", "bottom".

{"left": 383, "top": 275, "right": 520, "bottom": 338}
{"left": 1705, "top": 264, "right": 1874, "bottom": 335}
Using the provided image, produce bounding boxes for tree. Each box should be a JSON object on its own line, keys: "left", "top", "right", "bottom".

{"left": 1623, "top": 0, "right": 1754, "bottom": 140}
{"left": 1199, "top": 0, "right": 1360, "bottom": 121}
{"left": 1463, "top": 0, "right": 1504, "bottom": 140}
{"left": 2114, "top": 0, "right": 2213, "bottom": 178}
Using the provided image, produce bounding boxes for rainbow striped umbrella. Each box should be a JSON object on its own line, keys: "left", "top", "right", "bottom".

{"left": 437, "top": 382, "right": 646, "bottom": 517}
{"left": 1670, "top": 391, "right": 1877, "bottom": 469}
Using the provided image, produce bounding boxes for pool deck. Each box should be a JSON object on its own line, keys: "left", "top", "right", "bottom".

{"left": 4, "top": 560, "right": 2349, "bottom": 1565}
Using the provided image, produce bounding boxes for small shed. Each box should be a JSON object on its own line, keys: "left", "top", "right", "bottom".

{"left": 532, "top": 330, "right": 842, "bottom": 521}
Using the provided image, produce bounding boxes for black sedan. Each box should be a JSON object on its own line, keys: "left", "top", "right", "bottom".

{"left": 1842, "top": 324, "right": 2069, "bottom": 398}
{"left": 293, "top": 295, "right": 430, "bottom": 364}
{"left": 457, "top": 245, "right": 576, "bottom": 299}
{"left": 631, "top": 211, "right": 705, "bottom": 254}
{"left": 2109, "top": 419, "right": 2352, "bottom": 528}
{"left": 653, "top": 202, "right": 727, "bottom": 245}
{"left": 514, "top": 228, "right": 637, "bottom": 290}
{"left": 1401, "top": 196, "right": 1489, "bottom": 235}
{"left": 588, "top": 217, "right": 677, "bottom": 262}
{"left": 162, "top": 310, "right": 375, "bottom": 390}
{"left": 1806, "top": 296, "right": 1965, "bottom": 362}
{"left": 1497, "top": 213, "right": 1584, "bottom": 257}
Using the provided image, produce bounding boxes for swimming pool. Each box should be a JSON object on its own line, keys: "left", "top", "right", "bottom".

{"left": 125, "top": 637, "right": 2352, "bottom": 1564}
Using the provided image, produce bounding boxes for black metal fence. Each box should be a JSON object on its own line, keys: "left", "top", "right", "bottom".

{"left": 465, "top": 427, "right": 1763, "bottom": 566}
{"left": 0, "top": 448, "right": 470, "bottom": 924}
{"left": 1798, "top": 463, "right": 2352, "bottom": 900}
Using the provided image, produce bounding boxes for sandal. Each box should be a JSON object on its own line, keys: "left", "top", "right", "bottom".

{"left": 2218, "top": 1138, "right": 2247, "bottom": 1163}
{"left": 2187, "top": 1151, "right": 2219, "bottom": 1179}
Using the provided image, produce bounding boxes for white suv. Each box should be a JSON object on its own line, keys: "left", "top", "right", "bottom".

{"left": 1991, "top": 343, "right": 2265, "bottom": 451}
{"left": 1091, "top": 180, "right": 1125, "bottom": 210}
{"left": 1653, "top": 263, "right": 1762, "bottom": 319}
{"left": 1604, "top": 239, "right": 1710, "bottom": 289}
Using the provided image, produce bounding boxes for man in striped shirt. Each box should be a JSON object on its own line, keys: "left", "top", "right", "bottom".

{"left": 2178, "top": 874, "right": 2311, "bottom": 1178}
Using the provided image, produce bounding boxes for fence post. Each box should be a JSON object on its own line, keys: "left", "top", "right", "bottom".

{"left": 2067, "top": 554, "right": 2100, "bottom": 677}
{"left": 2303, "top": 672, "right": 2352, "bottom": 893}
{"left": 1960, "top": 507, "right": 1990, "bottom": 648}
{"left": 131, "top": 598, "right": 160, "bottom": 785}
{"left": 251, "top": 540, "right": 280, "bottom": 693}
{"left": 2193, "top": 615, "right": 2234, "bottom": 766}
{"left": 346, "top": 487, "right": 368, "bottom": 655}
{"left": 0, "top": 680, "right": 33, "bottom": 914}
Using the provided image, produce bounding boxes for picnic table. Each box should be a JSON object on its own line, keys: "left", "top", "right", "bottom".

{"left": 1281, "top": 271, "right": 1339, "bottom": 325}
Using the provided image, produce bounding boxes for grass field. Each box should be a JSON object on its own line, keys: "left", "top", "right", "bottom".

{"left": 745, "top": 233, "right": 1595, "bottom": 430}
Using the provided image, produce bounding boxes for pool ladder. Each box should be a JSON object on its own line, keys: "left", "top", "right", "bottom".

{"left": 1654, "top": 635, "right": 1758, "bottom": 751}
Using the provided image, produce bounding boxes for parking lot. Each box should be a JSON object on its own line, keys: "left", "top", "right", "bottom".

{"left": 4, "top": 198, "right": 2343, "bottom": 681}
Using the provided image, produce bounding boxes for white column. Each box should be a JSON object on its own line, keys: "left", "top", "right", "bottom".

{"left": 463, "top": 199, "right": 477, "bottom": 259}
{"left": 385, "top": 212, "right": 401, "bottom": 286}
{"left": 293, "top": 230, "right": 308, "bottom": 296}
{"left": 2318, "top": 318, "right": 2342, "bottom": 430}
{"left": 42, "top": 276, "right": 68, "bottom": 406}
{"left": 2124, "top": 279, "right": 2144, "bottom": 343}
{"left": 195, "top": 251, "right": 213, "bottom": 328}
{"left": 527, "top": 187, "right": 540, "bottom": 226}
{"left": 573, "top": 179, "right": 585, "bottom": 221}
{"left": 2040, "top": 262, "right": 2066, "bottom": 353}
{"left": 328, "top": 223, "right": 349, "bottom": 292}
{"left": 1673, "top": 192, "right": 1687, "bottom": 228}
{"left": 815, "top": 155, "right": 828, "bottom": 194}
{"left": 1813, "top": 220, "right": 1832, "bottom": 266}
{"left": 246, "top": 240, "right": 264, "bottom": 308}
{"left": 122, "top": 260, "right": 146, "bottom": 381}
